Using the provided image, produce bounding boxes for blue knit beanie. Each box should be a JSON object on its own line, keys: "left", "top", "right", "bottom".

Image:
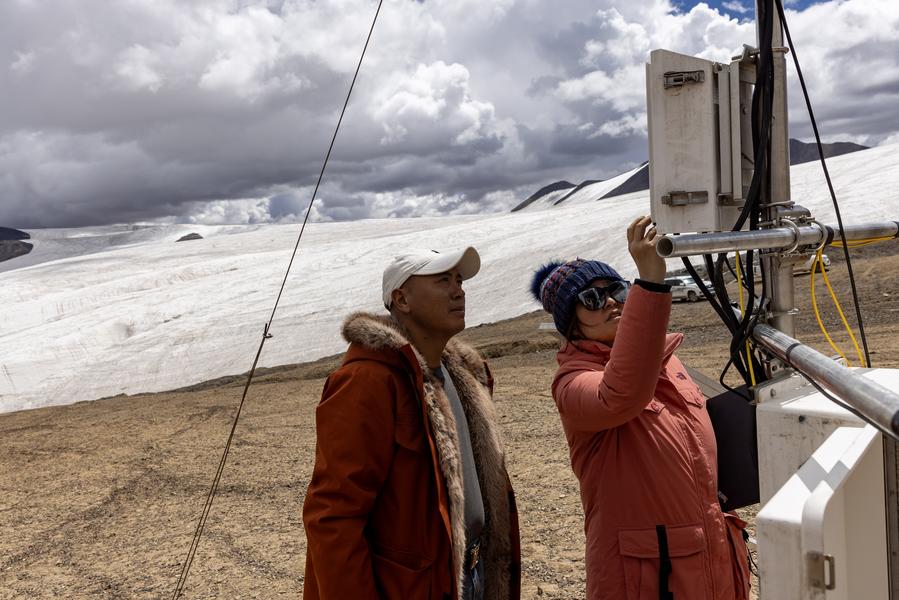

{"left": 529, "top": 258, "right": 623, "bottom": 337}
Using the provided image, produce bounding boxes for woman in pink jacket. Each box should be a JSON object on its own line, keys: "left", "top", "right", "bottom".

{"left": 530, "top": 216, "right": 750, "bottom": 600}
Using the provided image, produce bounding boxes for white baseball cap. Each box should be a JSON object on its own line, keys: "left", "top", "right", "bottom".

{"left": 382, "top": 247, "right": 481, "bottom": 308}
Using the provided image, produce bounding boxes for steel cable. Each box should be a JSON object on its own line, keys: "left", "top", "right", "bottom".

{"left": 170, "top": 1, "right": 384, "bottom": 597}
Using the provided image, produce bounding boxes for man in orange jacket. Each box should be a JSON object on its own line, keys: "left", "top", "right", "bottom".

{"left": 303, "top": 247, "right": 521, "bottom": 600}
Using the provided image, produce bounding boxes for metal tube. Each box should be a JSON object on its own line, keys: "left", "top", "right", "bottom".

{"left": 767, "top": 3, "right": 794, "bottom": 337}
{"left": 752, "top": 323, "right": 899, "bottom": 437}
{"left": 656, "top": 220, "right": 899, "bottom": 258}
{"left": 657, "top": 225, "right": 823, "bottom": 256}
{"left": 769, "top": 255, "right": 795, "bottom": 335}
{"left": 839, "top": 222, "right": 899, "bottom": 241}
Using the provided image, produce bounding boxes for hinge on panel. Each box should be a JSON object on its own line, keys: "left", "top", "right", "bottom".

{"left": 663, "top": 70, "right": 705, "bottom": 88}
{"left": 807, "top": 551, "right": 836, "bottom": 591}
{"left": 661, "top": 191, "right": 709, "bottom": 206}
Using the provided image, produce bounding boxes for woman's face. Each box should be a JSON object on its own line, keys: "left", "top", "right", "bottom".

{"left": 573, "top": 279, "right": 623, "bottom": 344}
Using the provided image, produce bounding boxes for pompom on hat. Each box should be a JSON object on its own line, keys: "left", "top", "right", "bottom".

{"left": 529, "top": 258, "right": 623, "bottom": 336}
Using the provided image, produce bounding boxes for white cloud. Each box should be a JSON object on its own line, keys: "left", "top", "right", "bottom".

{"left": 550, "top": 3, "right": 752, "bottom": 138}
{"left": 372, "top": 61, "right": 499, "bottom": 146}
{"left": 115, "top": 45, "right": 163, "bottom": 92}
{"left": 722, "top": 1, "right": 750, "bottom": 14}
{"left": 184, "top": 198, "right": 271, "bottom": 225}
{"left": 779, "top": 0, "right": 899, "bottom": 144}
{"left": 0, "top": 0, "right": 897, "bottom": 228}
{"left": 10, "top": 50, "right": 35, "bottom": 74}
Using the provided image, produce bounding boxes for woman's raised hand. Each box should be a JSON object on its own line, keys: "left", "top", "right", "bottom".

{"left": 627, "top": 216, "right": 666, "bottom": 284}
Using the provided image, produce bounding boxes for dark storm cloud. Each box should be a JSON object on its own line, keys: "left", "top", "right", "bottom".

{"left": 1, "top": 0, "right": 897, "bottom": 228}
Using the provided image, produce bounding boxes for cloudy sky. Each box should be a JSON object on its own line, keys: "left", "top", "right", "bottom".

{"left": 2, "top": 0, "right": 897, "bottom": 228}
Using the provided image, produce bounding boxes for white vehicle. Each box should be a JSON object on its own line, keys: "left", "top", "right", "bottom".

{"left": 796, "top": 252, "right": 830, "bottom": 275}
{"left": 663, "top": 275, "right": 713, "bottom": 302}
{"left": 751, "top": 253, "right": 830, "bottom": 277}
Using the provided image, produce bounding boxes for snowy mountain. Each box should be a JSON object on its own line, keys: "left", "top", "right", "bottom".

{"left": 512, "top": 163, "right": 648, "bottom": 212}
{"left": 513, "top": 138, "right": 868, "bottom": 213}
{"left": 789, "top": 139, "right": 869, "bottom": 166}
{"left": 2, "top": 142, "right": 899, "bottom": 414}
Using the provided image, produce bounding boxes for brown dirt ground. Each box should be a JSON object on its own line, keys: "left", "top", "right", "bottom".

{"left": 2, "top": 243, "right": 898, "bottom": 599}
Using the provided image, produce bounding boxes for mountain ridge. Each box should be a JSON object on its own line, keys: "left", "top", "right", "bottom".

{"left": 515, "top": 139, "right": 870, "bottom": 212}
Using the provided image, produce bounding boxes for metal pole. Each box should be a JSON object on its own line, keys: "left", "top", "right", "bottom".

{"left": 752, "top": 324, "right": 899, "bottom": 438}
{"left": 656, "top": 220, "right": 899, "bottom": 258}
{"left": 658, "top": 226, "right": 821, "bottom": 256}
{"left": 762, "top": 0, "right": 796, "bottom": 338}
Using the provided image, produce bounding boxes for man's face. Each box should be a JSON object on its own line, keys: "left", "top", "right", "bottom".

{"left": 394, "top": 268, "right": 466, "bottom": 337}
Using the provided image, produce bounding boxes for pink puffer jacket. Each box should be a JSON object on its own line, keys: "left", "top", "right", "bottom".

{"left": 552, "top": 284, "right": 750, "bottom": 600}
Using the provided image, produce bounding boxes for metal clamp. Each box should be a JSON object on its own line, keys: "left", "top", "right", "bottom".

{"left": 778, "top": 218, "right": 802, "bottom": 255}
{"left": 663, "top": 70, "right": 705, "bottom": 88}
{"left": 757, "top": 200, "right": 796, "bottom": 210}
{"left": 806, "top": 218, "right": 829, "bottom": 252}
{"left": 662, "top": 191, "right": 709, "bottom": 206}
{"left": 732, "top": 44, "right": 759, "bottom": 62}
{"left": 807, "top": 552, "right": 836, "bottom": 590}
{"left": 717, "top": 193, "right": 745, "bottom": 207}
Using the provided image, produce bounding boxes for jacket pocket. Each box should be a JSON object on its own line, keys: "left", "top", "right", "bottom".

{"left": 619, "top": 524, "right": 709, "bottom": 600}
{"left": 673, "top": 377, "right": 706, "bottom": 407}
{"left": 644, "top": 399, "right": 665, "bottom": 414}
{"left": 371, "top": 544, "right": 434, "bottom": 599}
{"left": 723, "top": 513, "right": 751, "bottom": 600}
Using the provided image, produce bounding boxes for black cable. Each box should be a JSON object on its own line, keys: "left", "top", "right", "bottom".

{"left": 774, "top": 0, "right": 871, "bottom": 368}
{"left": 691, "top": 0, "right": 775, "bottom": 393}
{"left": 722, "top": 254, "right": 749, "bottom": 293}
{"left": 748, "top": 547, "right": 760, "bottom": 577}
{"left": 682, "top": 257, "right": 757, "bottom": 397}
{"left": 733, "top": 0, "right": 775, "bottom": 233}
{"left": 686, "top": 252, "right": 756, "bottom": 386}
{"left": 684, "top": 260, "right": 719, "bottom": 311}
{"left": 797, "top": 371, "right": 897, "bottom": 440}
{"left": 714, "top": 249, "right": 769, "bottom": 396}
{"left": 170, "top": 1, "right": 384, "bottom": 597}
{"left": 683, "top": 257, "right": 741, "bottom": 336}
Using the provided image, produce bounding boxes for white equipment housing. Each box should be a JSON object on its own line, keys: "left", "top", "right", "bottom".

{"left": 646, "top": 40, "right": 899, "bottom": 599}
{"left": 646, "top": 49, "right": 755, "bottom": 234}
{"left": 753, "top": 368, "right": 898, "bottom": 598}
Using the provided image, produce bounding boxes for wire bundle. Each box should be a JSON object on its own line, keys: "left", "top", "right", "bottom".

{"left": 685, "top": 0, "right": 874, "bottom": 395}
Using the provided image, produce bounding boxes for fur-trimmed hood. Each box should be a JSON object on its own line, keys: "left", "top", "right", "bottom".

{"left": 341, "top": 312, "right": 493, "bottom": 387}
{"left": 340, "top": 311, "right": 517, "bottom": 600}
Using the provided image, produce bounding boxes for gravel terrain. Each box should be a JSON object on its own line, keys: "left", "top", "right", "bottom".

{"left": 2, "top": 244, "right": 897, "bottom": 599}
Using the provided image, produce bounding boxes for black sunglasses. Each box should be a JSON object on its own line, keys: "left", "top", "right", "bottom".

{"left": 576, "top": 281, "right": 631, "bottom": 310}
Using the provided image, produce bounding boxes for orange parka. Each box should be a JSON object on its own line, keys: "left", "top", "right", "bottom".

{"left": 552, "top": 284, "right": 750, "bottom": 600}
{"left": 303, "top": 312, "right": 521, "bottom": 600}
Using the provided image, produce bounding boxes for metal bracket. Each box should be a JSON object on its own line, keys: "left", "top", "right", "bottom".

{"left": 662, "top": 191, "right": 709, "bottom": 206}
{"left": 732, "top": 44, "right": 760, "bottom": 62}
{"left": 807, "top": 552, "right": 837, "bottom": 590}
{"left": 806, "top": 218, "right": 829, "bottom": 253}
{"left": 663, "top": 70, "right": 705, "bottom": 88}
{"left": 770, "top": 307, "right": 801, "bottom": 317}
{"left": 779, "top": 218, "right": 802, "bottom": 254}
{"left": 717, "top": 193, "right": 746, "bottom": 207}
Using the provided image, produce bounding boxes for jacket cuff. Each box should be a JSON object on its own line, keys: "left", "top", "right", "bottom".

{"left": 634, "top": 278, "right": 671, "bottom": 293}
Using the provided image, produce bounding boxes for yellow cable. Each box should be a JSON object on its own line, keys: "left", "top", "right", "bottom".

{"left": 818, "top": 249, "right": 867, "bottom": 366}
{"left": 830, "top": 235, "right": 894, "bottom": 249}
{"left": 810, "top": 249, "right": 850, "bottom": 365}
{"left": 735, "top": 252, "right": 757, "bottom": 386}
